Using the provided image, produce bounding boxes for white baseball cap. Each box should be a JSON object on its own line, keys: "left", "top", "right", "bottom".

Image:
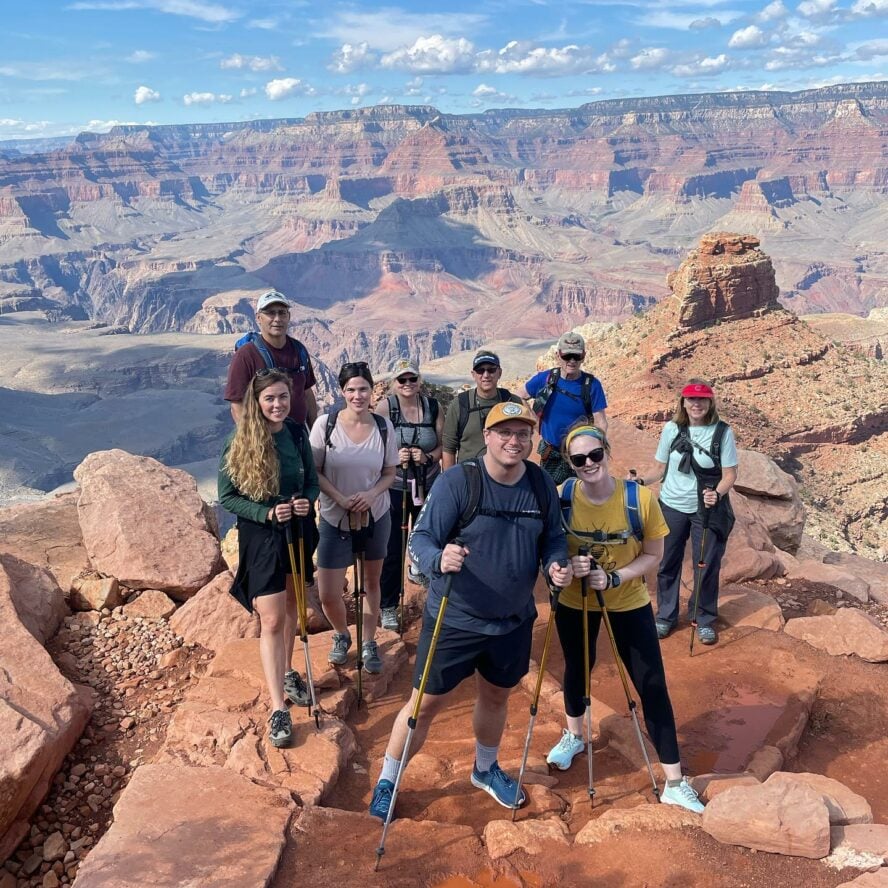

{"left": 256, "top": 290, "right": 291, "bottom": 312}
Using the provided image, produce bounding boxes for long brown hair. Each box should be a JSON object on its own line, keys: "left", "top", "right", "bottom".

{"left": 224, "top": 370, "right": 291, "bottom": 500}
{"left": 672, "top": 377, "right": 719, "bottom": 426}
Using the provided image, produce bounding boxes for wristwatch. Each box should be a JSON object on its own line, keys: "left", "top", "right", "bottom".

{"left": 608, "top": 571, "right": 621, "bottom": 589}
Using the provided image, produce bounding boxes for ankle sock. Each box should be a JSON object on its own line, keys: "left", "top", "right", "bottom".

{"left": 380, "top": 754, "right": 400, "bottom": 784}
{"left": 666, "top": 778, "right": 684, "bottom": 787}
{"left": 475, "top": 742, "right": 499, "bottom": 773}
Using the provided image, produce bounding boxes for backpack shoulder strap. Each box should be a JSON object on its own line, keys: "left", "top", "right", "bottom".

{"left": 497, "top": 388, "right": 511, "bottom": 402}
{"left": 532, "top": 368, "right": 560, "bottom": 418}
{"left": 710, "top": 421, "right": 728, "bottom": 466}
{"left": 524, "top": 461, "right": 549, "bottom": 517}
{"left": 373, "top": 412, "right": 388, "bottom": 449}
{"left": 324, "top": 408, "right": 341, "bottom": 448}
{"left": 580, "top": 372, "right": 595, "bottom": 417}
{"left": 456, "top": 459, "right": 483, "bottom": 535}
{"left": 455, "top": 390, "right": 471, "bottom": 440}
{"left": 559, "top": 477, "right": 577, "bottom": 528}
{"left": 428, "top": 396, "right": 439, "bottom": 426}
{"left": 387, "top": 394, "right": 401, "bottom": 428}
{"left": 623, "top": 479, "right": 644, "bottom": 541}
{"left": 285, "top": 335, "right": 309, "bottom": 373}
{"left": 246, "top": 332, "right": 275, "bottom": 370}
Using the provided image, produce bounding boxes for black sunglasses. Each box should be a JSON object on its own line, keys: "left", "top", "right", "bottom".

{"left": 560, "top": 353, "right": 584, "bottom": 362}
{"left": 256, "top": 368, "right": 288, "bottom": 378}
{"left": 569, "top": 449, "right": 605, "bottom": 467}
{"left": 342, "top": 361, "right": 369, "bottom": 372}
{"left": 396, "top": 375, "right": 419, "bottom": 384}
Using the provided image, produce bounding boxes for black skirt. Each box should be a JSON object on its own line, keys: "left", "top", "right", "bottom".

{"left": 230, "top": 515, "right": 318, "bottom": 613}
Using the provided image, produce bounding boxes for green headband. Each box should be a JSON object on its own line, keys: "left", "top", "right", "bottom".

{"left": 564, "top": 425, "right": 607, "bottom": 450}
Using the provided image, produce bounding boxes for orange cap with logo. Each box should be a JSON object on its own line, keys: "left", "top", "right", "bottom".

{"left": 484, "top": 401, "right": 538, "bottom": 430}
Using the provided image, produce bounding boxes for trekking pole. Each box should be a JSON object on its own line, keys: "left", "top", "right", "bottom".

{"left": 349, "top": 511, "right": 367, "bottom": 703}
{"left": 579, "top": 545, "right": 595, "bottom": 806}
{"left": 512, "top": 559, "right": 569, "bottom": 822}
{"left": 398, "top": 457, "right": 411, "bottom": 637}
{"left": 689, "top": 488, "right": 713, "bottom": 658}
{"left": 374, "top": 538, "right": 466, "bottom": 871}
{"left": 288, "top": 512, "right": 321, "bottom": 729}
{"left": 589, "top": 555, "right": 659, "bottom": 800}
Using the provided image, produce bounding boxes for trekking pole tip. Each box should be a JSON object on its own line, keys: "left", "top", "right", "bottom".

{"left": 373, "top": 848, "right": 383, "bottom": 871}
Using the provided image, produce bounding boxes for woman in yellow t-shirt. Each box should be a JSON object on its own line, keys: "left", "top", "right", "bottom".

{"left": 546, "top": 422, "right": 704, "bottom": 813}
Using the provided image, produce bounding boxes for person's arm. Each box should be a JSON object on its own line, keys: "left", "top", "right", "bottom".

{"left": 441, "top": 397, "right": 459, "bottom": 467}
{"left": 634, "top": 459, "right": 667, "bottom": 488}
{"left": 218, "top": 447, "right": 272, "bottom": 525}
{"left": 516, "top": 383, "right": 531, "bottom": 400}
{"left": 298, "top": 430, "right": 321, "bottom": 503}
{"left": 592, "top": 409, "right": 607, "bottom": 433}
{"left": 518, "top": 371, "right": 544, "bottom": 404}
{"left": 230, "top": 400, "right": 244, "bottom": 424}
{"left": 304, "top": 388, "right": 318, "bottom": 428}
{"left": 539, "top": 477, "right": 569, "bottom": 576}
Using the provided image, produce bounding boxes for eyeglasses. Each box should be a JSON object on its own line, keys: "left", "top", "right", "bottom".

{"left": 473, "top": 365, "right": 499, "bottom": 375}
{"left": 260, "top": 309, "right": 290, "bottom": 318}
{"left": 560, "top": 353, "right": 584, "bottom": 362}
{"left": 342, "top": 361, "right": 369, "bottom": 372}
{"left": 396, "top": 375, "right": 418, "bottom": 384}
{"left": 569, "top": 449, "right": 605, "bottom": 467}
{"left": 489, "top": 427, "right": 532, "bottom": 443}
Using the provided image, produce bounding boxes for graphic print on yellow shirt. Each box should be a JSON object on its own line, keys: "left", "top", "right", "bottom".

{"left": 558, "top": 480, "right": 669, "bottom": 612}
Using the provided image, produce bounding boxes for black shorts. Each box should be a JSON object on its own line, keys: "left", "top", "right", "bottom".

{"left": 412, "top": 614, "right": 535, "bottom": 696}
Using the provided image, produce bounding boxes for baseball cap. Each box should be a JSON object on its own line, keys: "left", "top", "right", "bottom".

{"left": 557, "top": 331, "right": 585, "bottom": 354}
{"left": 472, "top": 350, "right": 501, "bottom": 370}
{"left": 392, "top": 358, "right": 420, "bottom": 378}
{"left": 681, "top": 382, "right": 714, "bottom": 398}
{"left": 484, "top": 401, "right": 537, "bottom": 430}
{"left": 256, "top": 290, "right": 291, "bottom": 313}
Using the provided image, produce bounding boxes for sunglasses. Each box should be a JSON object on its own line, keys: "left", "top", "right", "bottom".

{"left": 560, "top": 353, "right": 584, "bottom": 362}
{"left": 396, "top": 375, "right": 418, "bottom": 384}
{"left": 474, "top": 365, "right": 499, "bottom": 375}
{"left": 569, "top": 448, "right": 605, "bottom": 467}
{"left": 342, "top": 361, "right": 369, "bottom": 372}
{"left": 256, "top": 368, "right": 287, "bottom": 378}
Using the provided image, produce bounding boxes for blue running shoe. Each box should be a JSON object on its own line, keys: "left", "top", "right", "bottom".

{"left": 369, "top": 779, "right": 395, "bottom": 821}
{"left": 470, "top": 761, "right": 526, "bottom": 809}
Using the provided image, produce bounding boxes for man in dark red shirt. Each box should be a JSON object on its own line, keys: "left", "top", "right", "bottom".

{"left": 224, "top": 290, "right": 318, "bottom": 426}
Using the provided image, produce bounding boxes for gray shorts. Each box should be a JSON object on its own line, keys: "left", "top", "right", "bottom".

{"left": 317, "top": 512, "right": 391, "bottom": 569}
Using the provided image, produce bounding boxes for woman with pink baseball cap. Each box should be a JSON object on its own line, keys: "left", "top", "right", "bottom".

{"left": 637, "top": 379, "right": 738, "bottom": 646}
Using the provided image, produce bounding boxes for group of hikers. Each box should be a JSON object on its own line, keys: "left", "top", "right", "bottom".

{"left": 218, "top": 289, "right": 739, "bottom": 833}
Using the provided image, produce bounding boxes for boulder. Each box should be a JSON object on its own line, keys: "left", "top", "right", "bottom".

{"left": 702, "top": 780, "right": 831, "bottom": 858}
{"left": 575, "top": 804, "right": 700, "bottom": 843}
{"left": 0, "top": 562, "right": 91, "bottom": 861}
{"left": 71, "top": 763, "right": 294, "bottom": 888}
{"left": 689, "top": 773, "right": 760, "bottom": 803}
{"left": 169, "top": 571, "right": 259, "bottom": 653}
{"left": 0, "top": 492, "right": 89, "bottom": 593}
{"left": 123, "top": 589, "right": 177, "bottom": 620}
{"left": 745, "top": 745, "right": 784, "bottom": 782}
{"left": 0, "top": 553, "right": 67, "bottom": 643}
{"left": 765, "top": 772, "right": 873, "bottom": 826}
{"left": 735, "top": 450, "right": 805, "bottom": 551}
{"left": 836, "top": 873, "right": 888, "bottom": 888}
{"left": 69, "top": 574, "right": 123, "bottom": 612}
{"left": 74, "top": 450, "right": 224, "bottom": 599}
{"left": 718, "top": 583, "right": 785, "bottom": 631}
{"left": 483, "top": 818, "right": 570, "bottom": 858}
{"left": 721, "top": 491, "right": 783, "bottom": 583}
{"left": 830, "top": 824, "right": 888, "bottom": 864}
{"left": 785, "top": 609, "right": 888, "bottom": 662}
{"left": 784, "top": 558, "right": 870, "bottom": 603}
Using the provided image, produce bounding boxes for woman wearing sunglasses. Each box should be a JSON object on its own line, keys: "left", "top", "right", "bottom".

{"left": 309, "top": 362, "right": 398, "bottom": 672}
{"left": 375, "top": 359, "right": 444, "bottom": 629}
{"left": 219, "top": 369, "right": 320, "bottom": 749}
{"left": 546, "top": 421, "right": 704, "bottom": 813}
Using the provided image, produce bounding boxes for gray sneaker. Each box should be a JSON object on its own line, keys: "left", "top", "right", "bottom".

{"left": 362, "top": 640, "right": 383, "bottom": 674}
{"left": 329, "top": 630, "right": 352, "bottom": 666}
{"left": 268, "top": 709, "right": 292, "bottom": 748}
{"left": 284, "top": 669, "right": 310, "bottom": 706}
{"left": 380, "top": 607, "right": 400, "bottom": 631}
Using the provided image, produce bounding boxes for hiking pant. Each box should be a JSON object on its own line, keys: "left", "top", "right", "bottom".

{"left": 656, "top": 501, "right": 726, "bottom": 630}
{"left": 555, "top": 602, "right": 680, "bottom": 764}
{"left": 380, "top": 487, "right": 424, "bottom": 610}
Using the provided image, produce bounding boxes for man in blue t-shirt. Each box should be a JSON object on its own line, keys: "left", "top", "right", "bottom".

{"left": 517, "top": 331, "right": 608, "bottom": 483}
{"left": 368, "top": 401, "right": 572, "bottom": 822}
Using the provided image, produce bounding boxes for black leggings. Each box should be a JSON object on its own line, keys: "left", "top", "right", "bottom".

{"left": 555, "top": 602, "right": 680, "bottom": 764}
{"left": 380, "top": 487, "right": 424, "bottom": 609}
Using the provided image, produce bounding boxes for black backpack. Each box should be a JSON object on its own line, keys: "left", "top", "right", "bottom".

{"left": 388, "top": 394, "right": 439, "bottom": 445}
{"left": 235, "top": 331, "right": 310, "bottom": 374}
{"left": 665, "top": 421, "right": 729, "bottom": 484}
{"left": 455, "top": 388, "right": 512, "bottom": 441}
{"left": 532, "top": 368, "right": 596, "bottom": 420}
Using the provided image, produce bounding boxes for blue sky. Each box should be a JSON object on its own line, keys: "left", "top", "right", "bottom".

{"left": 0, "top": 0, "right": 885, "bottom": 139}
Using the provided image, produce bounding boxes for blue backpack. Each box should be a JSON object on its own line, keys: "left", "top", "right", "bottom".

{"left": 234, "top": 331, "right": 310, "bottom": 374}
{"left": 559, "top": 477, "right": 643, "bottom": 544}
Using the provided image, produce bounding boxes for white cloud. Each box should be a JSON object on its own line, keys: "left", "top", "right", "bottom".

{"left": 264, "top": 77, "right": 315, "bottom": 100}
{"left": 759, "top": 0, "right": 789, "bottom": 20}
{"left": 239, "top": 87, "right": 257, "bottom": 98}
{"left": 403, "top": 76, "right": 424, "bottom": 96}
{"left": 67, "top": 0, "right": 239, "bottom": 24}
{"left": 642, "top": 10, "right": 741, "bottom": 29}
{"left": 764, "top": 44, "right": 841, "bottom": 68}
{"left": 380, "top": 35, "right": 477, "bottom": 74}
{"left": 472, "top": 83, "right": 499, "bottom": 97}
{"left": 329, "top": 42, "right": 377, "bottom": 74}
{"left": 630, "top": 47, "right": 671, "bottom": 69}
{"left": 247, "top": 17, "right": 277, "bottom": 29}
{"left": 220, "top": 53, "right": 282, "bottom": 72}
{"left": 729, "top": 24, "right": 768, "bottom": 47}
{"left": 0, "top": 118, "right": 53, "bottom": 133}
{"left": 796, "top": 0, "right": 839, "bottom": 16}
{"left": 133, "top": 84, "right": 161, "bottom": 104}
{"left": 84, "top": 118, "right": 157, "bottom": 131}
{"left": 851, "top": 0, "right": 888, "bottom": 14}
{"left": 853, "top": 38, "right": 888, "bottom": 58}
{"left": 689, "top": 16, "right": 725, "bottom": 28}
{"left": 342, "top": 82, "right": 373, "bottom": 105}
{"left": 479, "top": 40, "right": 615, "bottom": 75}
{"left": 126, "top": 49, "right": 155, "bottom": 62}
{"left": 672, "top": 53, "right": 730, "bottom": 76}
{"left": 182, "top": 91, "right": 233, "bottom": 105}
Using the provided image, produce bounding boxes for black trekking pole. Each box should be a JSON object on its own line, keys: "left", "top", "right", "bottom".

{"left": 287, "top": 512, "right": 321, "bottom": 729}
{"left": 689, "top": 488, "right": 713, "bottom": 658}
{"left": 579, "top": 545, "right": 595, "bottom": 806}
{"left": 398, "top": 457, "right": 412, "bottom": 637}
{"left": 512, "top": 559, "right": 569, "bottom": 822}
{"left": 349, "top": 510, "right": 368, "bottom": 703}
{"left": 590, "top": 555, "right": 659, "bottom": 800}
{"left": 375, "top": 538, "right": 466, "bottom": 871}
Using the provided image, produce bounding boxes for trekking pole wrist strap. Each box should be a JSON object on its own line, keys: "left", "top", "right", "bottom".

{"left": 607, "top": 571, "right": 621, "bottom": 589}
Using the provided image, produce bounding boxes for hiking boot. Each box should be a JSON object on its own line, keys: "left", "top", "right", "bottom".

{"left": 408, "top": 563, "right": 429, "bottom": 588}
{"left": 268, "top": 709, "right": 292, "bottom": 748}
{"left": 380, "top": 606, "right": 400, "bottom": 631}
{"left": 471, "top": 761, "right": 526, "bottom": 809}
{"left": 369, "top": 779, "right": 395, "bottom": 821}
{"left": 284, "top": 669, "right": 310, "bottom": 706}
{"left": 328, "top": 630, "right": 352, "bottom": 666}
{"left": 655, "top": 619, "right": 674, "bottom": 640}
{"left": 697, "top": 626, "right": 718, "bottom": 645}
{"left": 362, "top": 640, "right": 383, "bottom": 674}
{"left": 660, "top": 778, "right": 705, "bottom": 814}
{"left": 546, "top": 729, "right": 584, "bottom": 771}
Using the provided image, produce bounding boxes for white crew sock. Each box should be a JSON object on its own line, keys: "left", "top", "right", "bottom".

{"left": 380, "top": 753, "right": 400, "bottom": 784}
{"left": 475, "top": 741, "right": 499, "bottom": 773}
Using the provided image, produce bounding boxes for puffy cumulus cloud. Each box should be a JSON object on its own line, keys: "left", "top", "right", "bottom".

{"left": 853, "top": 37, "right": 888, "bottom": 58}
{"left": 630, "top": 47, "right": 671, "bottom": 69}
{"left": 220, "top": 53, "right": 282, "bottom": 72}
{"left": 796, "top": 0, "right": 839, "bottom": 16}
{"left": 126, "top": 49, "right": 155, "bottom": 63}
{"left": 850, "top": 0, "right": 888, "bottom": 14}
{"left": 182, "top": 91, "right": 233, "bottom": 105}
{"left": 380, "top": 35, "right": 477, "bottom": 73}
{"left": 343, "top": 82, "right": 373, "bottom": 105}
{"left": 758, "top": 0, "right": 789, "bottom": 20}
{"left": 729, "top": 24, "right": 768, "bottom": 47}
{"left": 329, "top": 42, "right": 377, "bottom": 74}
{"left": 133, "top": 84, "right": 161, "bottom": 104}
{"left": 403, "top": 76, "right": 424, "bottom": 96}
{"left": 470, "top": 83, "right": 518, "bottom": 107}
{"left": 264, "top": 77, "right": 316, "bottom": 100}
{"left": 478, "top": 40, "right": 615, "bottom": 76}
{"left": 672, "top": 53, "right": 730, "bottom": 76}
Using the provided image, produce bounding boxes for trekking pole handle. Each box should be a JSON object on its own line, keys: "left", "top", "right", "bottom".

{"left": 701, "top": 485, "right": 715, "bottom": 529}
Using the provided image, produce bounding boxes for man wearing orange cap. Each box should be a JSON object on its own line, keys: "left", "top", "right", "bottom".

{"left": 369, "top": 401, "right": 572, "bottom": 821}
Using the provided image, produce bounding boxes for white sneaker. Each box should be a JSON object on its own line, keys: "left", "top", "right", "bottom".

{"left": 546, "top": 729, "right": 584, "bottom": 771}
{"left": 660, "top": 778, "right": 705, "bottom": 814}
{"left": 380, "top": 607, "right": 400, "bottom": 631}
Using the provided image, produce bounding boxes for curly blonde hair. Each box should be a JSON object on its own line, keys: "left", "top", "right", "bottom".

{"left": 224, "top": 370, "right": 291, "bottom": 501}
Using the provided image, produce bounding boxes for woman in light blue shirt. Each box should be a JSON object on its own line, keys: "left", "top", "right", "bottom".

{"left": 638, "top": 380, "right": 738, "bottom": 645}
